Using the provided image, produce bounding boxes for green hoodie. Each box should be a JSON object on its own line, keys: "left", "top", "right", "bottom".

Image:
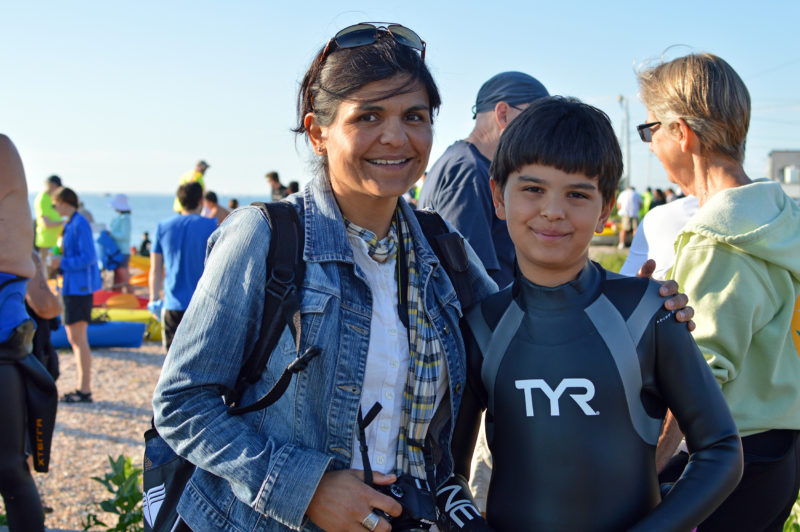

{"left": 671, "top": 180, "right": 800, "bottom": 437}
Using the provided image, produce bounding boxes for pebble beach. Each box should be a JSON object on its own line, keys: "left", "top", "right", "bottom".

{"left": 1, "top": 341, "right": 164, "bottom": 531}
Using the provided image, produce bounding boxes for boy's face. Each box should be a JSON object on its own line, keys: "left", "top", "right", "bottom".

{"left": 492, "top": 164, "right": 613, "bottom": 287}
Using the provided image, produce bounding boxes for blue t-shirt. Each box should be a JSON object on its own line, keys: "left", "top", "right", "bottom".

{"left": 419, "top": 140, "right": 515, "bottom": 288}
{"left": 152, "top": 214, "right": 217, "bottom": 311}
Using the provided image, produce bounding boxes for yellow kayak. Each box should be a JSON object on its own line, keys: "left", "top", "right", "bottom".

{"left": 91, "top": 308, "right": 162, "bottom": 342}
{"left": 129, "top": 254, "right": 151, "bottom": 272}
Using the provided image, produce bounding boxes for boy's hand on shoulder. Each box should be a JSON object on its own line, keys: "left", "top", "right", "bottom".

{"left": 636, "top": 259, "right": 696, "bottom": 332}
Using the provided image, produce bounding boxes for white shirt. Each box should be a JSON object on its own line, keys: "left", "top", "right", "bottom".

{"left": 617, "top": 188, "right": 643, "bottom": 218}
{"left": 346, "top": 233, "right": 449, "bottom": 475}
{"left": 619, "top": 195, "right": 699, "bottom": 279}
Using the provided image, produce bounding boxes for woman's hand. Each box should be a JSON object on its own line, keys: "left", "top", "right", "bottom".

{"left": 306, "top": 470, "right": 402, "bottom": 532}
{"left": 637, "top": 259, "right": 696, "bottom": 331}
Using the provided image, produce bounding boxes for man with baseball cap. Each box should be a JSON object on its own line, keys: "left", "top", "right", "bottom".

{"left": 419, "top": 71, "right": 549, "bottom": 288}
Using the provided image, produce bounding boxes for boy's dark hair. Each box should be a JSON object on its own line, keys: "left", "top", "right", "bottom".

{"left": 177, "top": 182, "right": 203, "bottom": 211}
{"left": 204, "top": 190, "right": 218, "bottom": 203}
{"left": 288, "top": 181, "right": 300, "bottom": 194}
{"left": 53, "top": 186, "right": 78, "bottom": 208}
{"left": 490, "top": 96, "right": 622, "bottom": 204}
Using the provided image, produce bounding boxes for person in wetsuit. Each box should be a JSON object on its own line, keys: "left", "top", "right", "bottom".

{"left": 448, "top": 98, "right": 743, "bottom": 532}
{"left": 0, "top": 134, "right": 47, "bottom": 531}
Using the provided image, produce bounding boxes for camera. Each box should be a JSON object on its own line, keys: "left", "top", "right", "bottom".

{"left": 376, "top": 474, "right": 438, "bottom": 531}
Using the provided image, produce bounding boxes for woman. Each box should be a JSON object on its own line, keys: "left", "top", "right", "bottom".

{"left": 639, "top": 53, "right": 800, "bottom": 531}
{"left": 154, "top": 24, "right": 692, "bottom": 532}
{"left": 52, "top": 187, "right": 102, "bottom": 403}
{"left": 109, "top": 193, "right": 132, "bottom": 292}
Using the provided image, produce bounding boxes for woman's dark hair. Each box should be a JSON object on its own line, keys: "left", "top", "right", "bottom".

{"left": 294, "top": 30, "right": 441, "bottom": 146}
{"left": 53, "top": 187, "right": 79, "bottom": 209}
{"left": 491, "top": 96, "right": 623, "bottom": 205}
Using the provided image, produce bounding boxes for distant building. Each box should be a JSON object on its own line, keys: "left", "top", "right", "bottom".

{"left": 767, "top": 150, "right": 800, "bottom": 199}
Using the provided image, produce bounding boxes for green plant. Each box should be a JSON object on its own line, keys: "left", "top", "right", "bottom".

{"left": 82, "top": 454, "right": 143, "bottom": 532}
{"left": 784, "top": 491, "right": 800, "bottom": 531}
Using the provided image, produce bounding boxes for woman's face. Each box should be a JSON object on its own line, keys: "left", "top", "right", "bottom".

{"left": 53, "top": 200, "right": 70, "bottom": 217}
{"left": 646, "top": 110, "right": 691, "bottom": 187}
{"left": 309, "top": 75, "right": 433, "bottom": 205}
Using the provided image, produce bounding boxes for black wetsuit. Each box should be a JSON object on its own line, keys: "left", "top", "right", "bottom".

{"left": 452, "top": 261, "right": 742, "bottom": 532}
{"left": 0, "top": 274, "right": 46, "bottom": 532}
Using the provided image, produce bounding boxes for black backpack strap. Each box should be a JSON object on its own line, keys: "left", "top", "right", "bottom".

{"left": 226, "top": 201, "right": 319, "bottom": 415}
{"left": 413, "top": 210, "right": 475, "bottom": 311}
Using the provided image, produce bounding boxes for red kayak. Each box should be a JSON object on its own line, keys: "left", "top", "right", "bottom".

{"left": 93, "top": 289, "right": 148, "bottom": 309}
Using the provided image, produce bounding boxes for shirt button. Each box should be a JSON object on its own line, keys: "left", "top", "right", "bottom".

{"left": 385, "top": 390, "right": 394, "bottom": 400}
{"left": 443, "top": 325, "right": 450, "bottom": 334}
{"left": 455, "top": 383, "right": 462, "bottom": 394}
{"left": 388, "top": 328, "right": 397, "bottom": 336}
{"left": 390, "top": 359, "right": 399, "bottom": 368}
{"left": 376, "top": 456, "right": 385, "bottom": 465}
{"left": 380, "top": 423, "right": 389, "bottom": 432}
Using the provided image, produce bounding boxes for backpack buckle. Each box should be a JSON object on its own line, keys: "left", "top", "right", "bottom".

{"left": 287, "top": 346, "right": 321, "bottom": 373}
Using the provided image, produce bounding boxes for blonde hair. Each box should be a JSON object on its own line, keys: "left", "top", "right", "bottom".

{"left": 638, "top": 53, "right": 750, "bottom": 163}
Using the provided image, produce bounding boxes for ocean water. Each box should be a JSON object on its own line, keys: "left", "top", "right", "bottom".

{"left": 28, "top": 192, "right": 270, "bottom": 251}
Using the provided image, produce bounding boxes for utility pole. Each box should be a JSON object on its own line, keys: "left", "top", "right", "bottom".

{"left": 618, "top": 95, "right": 631, "bottom": 188}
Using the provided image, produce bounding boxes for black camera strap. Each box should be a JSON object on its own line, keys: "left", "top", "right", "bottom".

{"left": 358, "top": 402, "right": 383, "bottom": 487}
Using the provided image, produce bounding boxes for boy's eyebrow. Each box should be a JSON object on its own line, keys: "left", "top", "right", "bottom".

{"left": 517, "top": 174, "right": 598, "bottom": 191}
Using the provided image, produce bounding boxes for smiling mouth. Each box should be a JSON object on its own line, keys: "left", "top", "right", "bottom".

{"left": 535, "top": 229, "right": 569, "bottom": 240}
{"left": 368, "top": 158, "right": 412, "bottom": 166}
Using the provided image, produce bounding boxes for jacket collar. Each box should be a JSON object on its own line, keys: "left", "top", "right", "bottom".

{"left": 300, "top": 174, "right": 441, "bottom": 270}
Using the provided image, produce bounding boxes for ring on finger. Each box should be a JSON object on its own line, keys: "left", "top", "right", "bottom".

{"left": 361, "top": 510, "right": 380, "bottom": 531}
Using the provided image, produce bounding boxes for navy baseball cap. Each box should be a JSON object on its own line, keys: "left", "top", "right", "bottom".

{"left": 473, "top": 71, "right": 549, "bottom": 118}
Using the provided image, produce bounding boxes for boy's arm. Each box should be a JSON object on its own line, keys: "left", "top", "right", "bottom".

{"left": 438, "top": 327, "right": 490, "bottom": 532}
{"left": 452, "top": 320, "right": 488, "bottom": 478}
{"left": 630, "top": 313, "right": 742, "bottom": 532}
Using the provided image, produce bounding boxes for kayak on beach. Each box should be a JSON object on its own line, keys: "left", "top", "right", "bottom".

{"left": 51, "top": 320, "right": 146, "bottom": 349}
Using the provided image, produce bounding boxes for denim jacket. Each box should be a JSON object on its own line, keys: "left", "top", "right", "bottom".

{"left": 153, "top": 174, "right": 497, "bottom": 532}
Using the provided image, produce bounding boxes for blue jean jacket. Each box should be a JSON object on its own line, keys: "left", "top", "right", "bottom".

{"left": 152, "top": 174, "right": 497, "bottom": 531}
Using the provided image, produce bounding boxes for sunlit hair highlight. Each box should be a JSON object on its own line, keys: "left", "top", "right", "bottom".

{"left": 638, "top": 53, "right": 750, "bottom": 163}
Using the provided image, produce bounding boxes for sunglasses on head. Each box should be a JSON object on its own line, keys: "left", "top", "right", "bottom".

{"left": 637, "top": 121, "right": 662, "bottom": 142}
{"left": 321, "top": 22, "right": 426, "bottom": 63}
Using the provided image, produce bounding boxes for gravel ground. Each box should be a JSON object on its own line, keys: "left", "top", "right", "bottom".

{"left": 1, "top": 341, "right": 165, "bottom": 531}
{"left": 1, "top": 247, "right": 626, "bottom": 531}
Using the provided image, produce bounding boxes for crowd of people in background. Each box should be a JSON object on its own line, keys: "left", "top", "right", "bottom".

{"left": 2, "top": 24, "right": 799, "bottom": 532}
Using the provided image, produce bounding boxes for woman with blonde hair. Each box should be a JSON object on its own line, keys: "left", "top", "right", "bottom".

{"left": 640, "top": 52, "right": 800, "bottom": 531}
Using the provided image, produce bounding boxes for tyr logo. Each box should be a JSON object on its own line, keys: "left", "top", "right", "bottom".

{"left": 515, "top": 378, "right": 599, "bottom": 416}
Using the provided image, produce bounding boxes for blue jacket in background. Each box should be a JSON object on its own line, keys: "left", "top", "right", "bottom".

{"left": 152, "top": 174, "right": 497, "bottom": 531}
{"left": 60, "top": 211, "right": 102, "bottom": 296}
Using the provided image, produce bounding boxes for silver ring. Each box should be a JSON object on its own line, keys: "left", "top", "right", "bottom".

{"left": 361, "top": 511, "right": 380, "bottom": 531}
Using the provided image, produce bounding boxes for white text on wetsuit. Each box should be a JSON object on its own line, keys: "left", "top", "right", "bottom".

{"left": 515, "top": 378, "right": 599, "bottom": 416}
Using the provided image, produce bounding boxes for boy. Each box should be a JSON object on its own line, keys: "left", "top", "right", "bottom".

{"left": 448, "top": 97, "right": 743, "bottom": 531}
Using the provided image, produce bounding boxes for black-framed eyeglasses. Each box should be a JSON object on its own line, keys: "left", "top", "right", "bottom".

{"left": 321, "top": 22, "right": 426, "bottom": 64}
{"left": 637, "top": 121, "right": 661, "bottom": 142}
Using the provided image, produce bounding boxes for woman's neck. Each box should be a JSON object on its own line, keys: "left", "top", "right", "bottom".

{"left": 331, "top": 185, "right": 397, "bottom": 239}
{"left": 688, "top": 155, "right": 751, "bottom": 207}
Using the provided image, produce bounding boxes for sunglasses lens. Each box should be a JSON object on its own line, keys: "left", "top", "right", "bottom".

{"left": 387, "top": 25, "right": 424, "bottom": 51}
{"left": 637, "top": 125, "right": 651, "bottom": 142}
{"left": 334, "top": 24, "right": 378, "bottom": 48}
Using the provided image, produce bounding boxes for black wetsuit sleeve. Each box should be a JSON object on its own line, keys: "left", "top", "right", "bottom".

{"left": 630, "top": 311, "right": 743, "bottom": 532}
{"left": 452, "top": 325, "right": 488, "bottom": 480}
